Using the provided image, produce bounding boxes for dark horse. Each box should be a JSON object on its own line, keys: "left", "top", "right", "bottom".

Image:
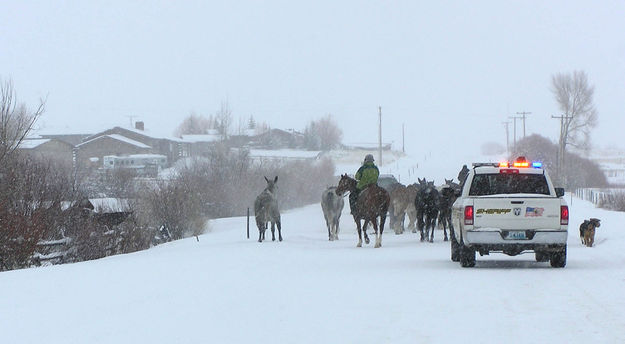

{"left": 336, "top": 174, "right": 390, "bottom": 248}
{"left": 254, "top": 176, "right": 282, "bottom": 242}
{"left": 415, "top": 178, "right": 439, "bottom": 242}
{"left": 437, "top": 178, "right": 460, "bottom": 242}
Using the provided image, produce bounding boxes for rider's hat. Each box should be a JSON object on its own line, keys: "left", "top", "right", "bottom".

{"left": 364, "top": 154, "right": 374, "bottom": 163}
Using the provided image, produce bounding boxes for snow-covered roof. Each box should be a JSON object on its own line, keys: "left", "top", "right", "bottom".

{"left": 117, "top": 126, "right": 185, "bottom": 142}
{"left": 19, "top": 139, "right": 51, "bottom": 149}
{"left": 249, "top": 149, "right": 321, "bottom": 159}
{"left": 60, "top": 198, "right": 131, "bottom": 213}
{"left": 89, "top": 198, "right": 131, "bottom": 212}
{"left": 77, "top": 134, "right": 151, "bottom": 149}
{"left": 104, "top": 154, "right": 167, "bottom": 159}
{"left": 180, "top": 134, "right": 221, "bottom": 143}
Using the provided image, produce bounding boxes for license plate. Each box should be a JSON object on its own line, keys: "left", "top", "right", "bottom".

{"left": 505, "top": 231, "right": 527, "bottom": 240}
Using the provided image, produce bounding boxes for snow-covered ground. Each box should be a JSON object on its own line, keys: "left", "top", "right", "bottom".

{"left": 2, "top": 191, "right": 625, "bottom": 343}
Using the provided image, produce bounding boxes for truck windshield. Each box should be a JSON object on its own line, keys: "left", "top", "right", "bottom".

{"left": 469, "top": 173, "right": 550, "bottom": 196}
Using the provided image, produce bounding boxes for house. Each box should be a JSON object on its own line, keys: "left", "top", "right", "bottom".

{"left": 81, "top": 122, "right": 191, "bottom": 166}
{"left": 18, "top": 138, "right": 74, "bottom": 167}
{"left": 180, "top": 129, "right": 222, "bottom": 157}
{"left": 75, "top": 134, "right": 152, "bottom": 169}
{"left": 250, "top": 128, "right": 306, "bottom": 149}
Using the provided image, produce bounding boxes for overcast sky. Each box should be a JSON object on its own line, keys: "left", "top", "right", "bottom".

{"left": 2, "top": 1, "right": 624, "bottom": 156}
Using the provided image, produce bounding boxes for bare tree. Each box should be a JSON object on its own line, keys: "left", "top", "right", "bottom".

{"left": 173, "top": 112, "right": 212, "bottom": 137}
{"left": 304, "top": 114, "right": 343, "bottom": 150}
{"left": 551, "top": 71, "right": 598, "bottom": 180}
{"left": 0, "top": 79, "right": 45, "bottom": 164}
{"left": 215, "top": 101, "right": 232, "bottom": 140}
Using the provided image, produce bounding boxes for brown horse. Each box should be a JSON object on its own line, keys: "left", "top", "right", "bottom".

{"left": 335, "top": 174, "right": 390, "bottom": 248}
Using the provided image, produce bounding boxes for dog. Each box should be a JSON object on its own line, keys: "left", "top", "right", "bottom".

{"left": 579, "top": 218, "right": 601, "bottom": 247}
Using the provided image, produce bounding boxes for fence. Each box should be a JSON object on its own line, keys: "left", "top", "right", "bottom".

{"left": 575, "top": 188, "right": 625, "bottom": 207}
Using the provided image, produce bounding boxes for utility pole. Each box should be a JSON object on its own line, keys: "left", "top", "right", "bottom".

{"left": 402, "top": 123, "right": 405, "bottom": 153}
{"left": 378, "top": 106, "right": 382, "bottom": 165}
{"left": 508, "top": 115, "right": 522, "bottom": 147}
{"left": 502, "top": 121, "right": 510, "bottom": 155}
{"left": 516, "top": 111, "right": 532, "bottom": 138}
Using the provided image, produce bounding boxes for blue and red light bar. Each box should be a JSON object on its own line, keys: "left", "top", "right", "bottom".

{"left": 498, "top": 159, "right": 542, "bottom": 169}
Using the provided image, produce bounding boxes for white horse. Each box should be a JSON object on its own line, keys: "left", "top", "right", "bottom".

{"left": 321, "top": 186, "right": 344, "bottom": 241}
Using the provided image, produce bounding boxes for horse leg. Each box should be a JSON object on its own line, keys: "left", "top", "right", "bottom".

{"left": 373, "top": 218, "right": 382, "bottom": 248}
{"left": 442, "top": 214, "right": 449, "bottom": 241}
{"left": 326, "top": 217, "right": 333, "bottom": 241}
{"left": 429, "top": 214, "right": 435, "bottom": 243}
{"left": 333, "top": 217, "right": 340, "bottom": 240}
{"left": 363, "top": 220, "right": 370, "bottom": 245}
{"left": 270, "top": 221, "right": 276, "bottom": 241}
{"left": 355, "top": 216, "right": 363, "bottom": 247}
{"left": 418, "top": 211, "right": 425, "bottom": 241}
{"left": 258, "top": 222, "right": 265, "bottom": 242}
{"left": 275, "top": 220, "right": 282, "bottom": 242}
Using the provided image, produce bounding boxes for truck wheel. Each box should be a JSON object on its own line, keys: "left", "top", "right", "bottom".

{"left": 535, "top": 251, "right": 549, "bottom": 262}
{"left": 450, "top": 229, "right": 460, "bottom": 262}
{"left": 550, "top": 246, "right": 567, "bottom": 268}
{"left": 459, "top": 244, "right": 475, "bottom": 268}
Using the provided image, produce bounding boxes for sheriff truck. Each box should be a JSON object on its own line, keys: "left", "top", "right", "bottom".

{"left": 451, "top": 157, "right": 569, "bottom": 268}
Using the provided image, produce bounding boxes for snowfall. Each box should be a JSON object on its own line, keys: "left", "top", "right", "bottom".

{"left": 2, "top": 152, "right": 625, "bottom": 344}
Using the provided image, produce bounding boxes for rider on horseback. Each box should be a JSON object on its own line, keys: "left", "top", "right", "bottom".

{"left": 349, "top": 154, "right": 380, "bottom": 214}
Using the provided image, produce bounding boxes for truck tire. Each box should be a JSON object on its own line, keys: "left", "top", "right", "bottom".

{"left": 450, "top": 229, "right": 460, "bottom": 262}
{"left": 535, "top": 251, "right": 549, "bottom": 262}
{"left": 459, "top": 239, "right": 475, "bottom": 268}
{"left": 550, "top": 246, "right": 567, "bottom": 268}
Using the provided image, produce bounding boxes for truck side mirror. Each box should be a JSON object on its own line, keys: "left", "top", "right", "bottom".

{"left": 555, "top": 188, "right": 565, "bottom": 197}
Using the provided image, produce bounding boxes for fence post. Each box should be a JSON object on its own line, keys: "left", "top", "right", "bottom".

{"left": 247, "top": 207, "right": 250, "bottom": 239}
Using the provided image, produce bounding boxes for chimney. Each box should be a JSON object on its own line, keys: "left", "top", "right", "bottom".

{"left": 135, "top": 121, "right": 145, "bottom": 131}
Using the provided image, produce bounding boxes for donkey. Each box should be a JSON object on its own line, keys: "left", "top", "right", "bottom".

{"left": 336, "top": 174, "right": 390, "bottom": 248}
{"left": 254, "top": 176, "right": 282, "bottom": 242}
{"left": 321, "top": 186, "right": 344, "bottom": 241}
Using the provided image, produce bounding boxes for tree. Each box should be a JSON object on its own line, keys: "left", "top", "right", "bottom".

{"left": 173, "top": 113, "right": 212, "bottom": 137}
{"left": 511, "top": 134, "right": 607, "bottom": 189}
{"left": 0, "top": 79, "right": 45, "bottom": 165}
{"left": 215, "top": 101, "right": 232, "bottom": 140}
{"left": 303, "top": 114, "right": 343, "bottom": 150}
{"left": 248, "top": 115, "right": 256, "bottom": 130}
{"left": 551, "top": 70, "right": 598, "bottom": 180}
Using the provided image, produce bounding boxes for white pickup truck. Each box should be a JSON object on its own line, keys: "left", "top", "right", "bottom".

{"left": 451, "top": 157, "right": 569, "bottom": 268}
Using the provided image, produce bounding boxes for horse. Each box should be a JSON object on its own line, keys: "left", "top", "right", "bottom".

{"left": 414, "top": 178, "right": 427, "bottom": 236}
{"left": 254, "top": 176, "right": 282, "bottom": 242}
{"left": 389, "top": 183, "right": 418, "bottom": 234}
{"left": 415, "top": 179, "right": 439, "bottom": 242}
{"left": 321, "top": 186, "right": 344, "bottom": 241}
{"left": 336, "top": 174, "right": 390, "bottom": 248}
{"left": 405, "top": 183, "right": 419, "bottom": 232}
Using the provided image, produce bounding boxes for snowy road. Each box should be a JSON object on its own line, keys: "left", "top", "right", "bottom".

{"left": 1, "top": 196, "right": 625, "bottom": 343}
